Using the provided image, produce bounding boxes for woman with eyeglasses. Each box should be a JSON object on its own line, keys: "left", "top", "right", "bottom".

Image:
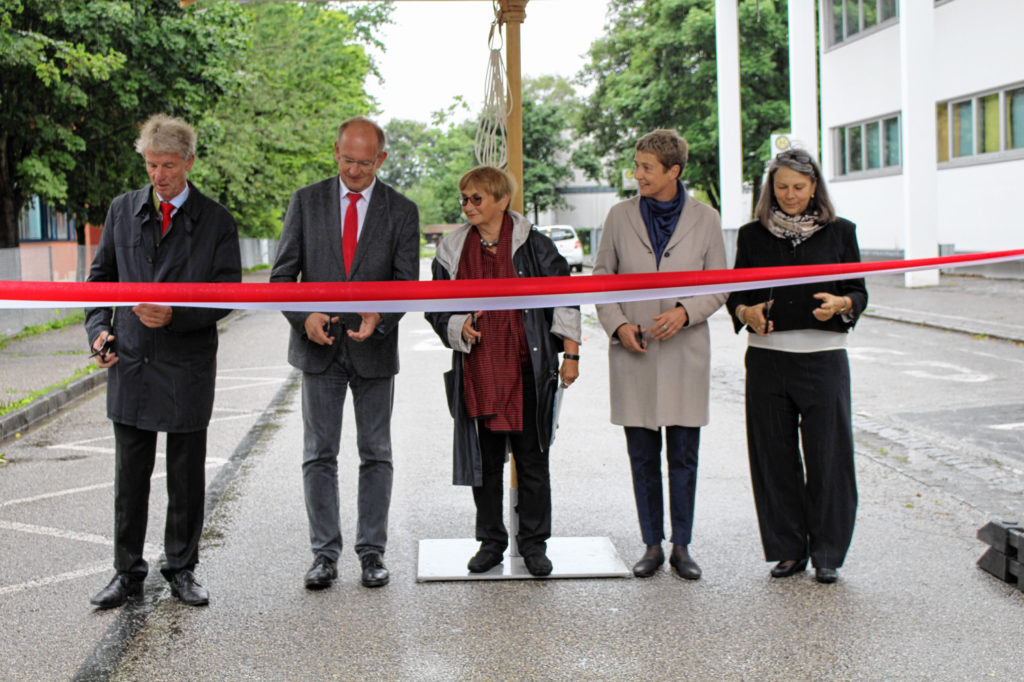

{"left": 426, "top": 165, "right": 581, "bottom": 577}
{"left": 726, "top": 149, "right": 867, "bottom": 584}
{"left": 593, "top": 129, "right": 727, "bottom": 581}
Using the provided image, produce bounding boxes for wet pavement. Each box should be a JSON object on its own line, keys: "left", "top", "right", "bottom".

{"left": 1, "top": 265, "right": 1023, "bottom": 680}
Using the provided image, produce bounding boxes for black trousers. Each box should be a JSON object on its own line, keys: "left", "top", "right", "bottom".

{"left": 112, "top": 422, "right": 207, "bottom": 581}
{"left": 744, "top": 347, "right": 857, "bottom": 569}
{"left": 473, "top": 370, "right": 551, "bottom": 557}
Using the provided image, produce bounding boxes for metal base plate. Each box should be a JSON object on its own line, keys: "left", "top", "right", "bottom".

{"left": 416, "top": 536, "right": 632, "bottom": 581}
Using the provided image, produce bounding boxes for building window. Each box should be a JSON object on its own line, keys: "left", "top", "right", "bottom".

{"left": 828, "top": 0, "right": 899, "bottom": 46}
{"left": 938, "top": 83, "right": 1024, "bottom": 164}
{"left": 835, "top": 114, "right": 901, "bottom": 177}
{"left": 1006, "top": 87, "right": 1024, "bottom": 150}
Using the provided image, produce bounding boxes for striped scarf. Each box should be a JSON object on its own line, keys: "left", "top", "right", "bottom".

{"left": 457, "top": 213, "right": 528, "bottom": 432}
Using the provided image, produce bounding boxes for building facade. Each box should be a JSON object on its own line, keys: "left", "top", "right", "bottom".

{"left": 820, "top": 0, "right": 1024, "bottom": 255}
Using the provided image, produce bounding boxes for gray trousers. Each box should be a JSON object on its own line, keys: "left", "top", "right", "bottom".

{"left": 301, "top": 353, "right": 394, "bottom": 561}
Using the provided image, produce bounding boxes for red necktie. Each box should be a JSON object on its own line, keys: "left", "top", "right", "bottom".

{"left": 159, "top": 201, "right": 174, "bottom": 235}
{"left": 343, "top": 192, "right": 360, "bottom": 275}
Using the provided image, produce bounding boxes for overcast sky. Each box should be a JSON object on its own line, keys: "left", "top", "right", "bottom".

{"left": 365, "top": 0, "right": 610, "bottom": 123}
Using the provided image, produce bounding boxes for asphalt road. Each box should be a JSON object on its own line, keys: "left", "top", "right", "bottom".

{"left": 2, "top": 269, "right": 1024, "bottom": 679}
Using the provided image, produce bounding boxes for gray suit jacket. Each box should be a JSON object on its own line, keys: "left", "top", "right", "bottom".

{"left": 271, "top": 176, "right": 420, "bottom": 377}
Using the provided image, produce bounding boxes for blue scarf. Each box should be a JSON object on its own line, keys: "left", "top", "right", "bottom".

{"left": 639, "top": 181, "right": 686, "bottom": 267}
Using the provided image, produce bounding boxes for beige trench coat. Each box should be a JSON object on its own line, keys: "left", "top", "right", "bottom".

{"left": 593, "top": 195, "right": 727, "bottom": 429}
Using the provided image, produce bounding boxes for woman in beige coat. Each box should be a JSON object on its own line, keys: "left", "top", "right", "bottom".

{"left": 593, "top": 129, "right": 726, "bottom": 580}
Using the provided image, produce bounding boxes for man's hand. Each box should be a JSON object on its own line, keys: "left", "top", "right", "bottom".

{"left": 132, "top": 303, "right": 172, "bottom": 328}
{"left": 347, "top": 312, "right": 382, "bottom": 342}
{"left": 91, "top": 331, "right": 118, "bottom": 368}
{"left": 304, "top": 312, "right": 339, "bottom": 345}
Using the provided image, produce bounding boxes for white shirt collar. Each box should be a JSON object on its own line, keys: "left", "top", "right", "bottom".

{"left": 340, "top": 177, "right": 376, "bottom": 205}
{"left": 157, "top": 183, "right": 189, "bottom": 209}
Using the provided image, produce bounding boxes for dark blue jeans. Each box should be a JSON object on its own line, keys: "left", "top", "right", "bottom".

{"left": 625, "top": 425, "right": 700, "bottom": 547}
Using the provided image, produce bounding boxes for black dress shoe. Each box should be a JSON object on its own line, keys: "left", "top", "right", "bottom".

{"left": 523, "top": 552, "right": 553, "bottom": 577}
{"left": 169, "top": 570, "right": 209, "bottom": 606}
{"left": 669, "top": 544, "right": 702, "bottom": 580}
{"left": 632, "top": 544, "right": 665, "bottom": 578}
{"left": 360, "top": 552, "right": 389, "bottom": 588}
{"left": 304, "top": 555, "right": 337, "bottom": 590}
{"left": 815, "top": 567, "right": 838, "bottom": 584}
{"left": 467, "top": 548, "right": 504, "bottom": 573}
{"left": 771, "top": 558, "right": 809, "bottom": 578}
{"left": 90, "top": 574, "right": 143, "bottom": 609}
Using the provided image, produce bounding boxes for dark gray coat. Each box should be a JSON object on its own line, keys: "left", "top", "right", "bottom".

{"left": 270, "top": 176, "right": 420, "bottom": 378}
{"left": 425, "top": 211, "right": 582, "bottom": 486}
{"left": 85, "top": 183, "right": 242, "bottom": 433}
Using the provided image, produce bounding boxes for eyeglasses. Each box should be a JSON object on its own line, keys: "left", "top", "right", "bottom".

{"left": 458, "top": 194, "right": 484, "bottom": 207}
{"left": 339, "top": 156, "right": 377, "bottom": 169}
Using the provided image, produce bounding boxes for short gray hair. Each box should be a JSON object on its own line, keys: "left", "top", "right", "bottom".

{"left": 134, "top": 114, "right": 196, "bottom": 160}
{"left": 635, "top": 129, "right": 689, "bottom": 174}
{"left": 755, "top": 148, "right": 836, "bottom": 225}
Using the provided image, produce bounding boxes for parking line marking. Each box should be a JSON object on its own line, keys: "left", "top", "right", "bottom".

{"left": 0, "top": 482, "right": 116, "bottom": 508}
{"left": 1, "top": 459, "right": 226, "bottom": 508}
{"left": 0, "top": 561, "right": 111, "bottom": 597}
{"left": 0, "top": 520, "right": 114, "bottom": 546}
{"left": 991, "top": 422, "right": 1024, "bottom": 431}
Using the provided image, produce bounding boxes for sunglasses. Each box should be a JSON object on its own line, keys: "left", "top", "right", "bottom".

{"left": 458, "top": 194, "right": 484, "bottom": 207}
{"left": 777, "top": 150, "right": 812, "bottom": 163}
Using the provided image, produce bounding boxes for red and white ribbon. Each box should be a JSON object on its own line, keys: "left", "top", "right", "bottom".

{"left": 2, "top": 250, "right": 1022, "bottom": 313}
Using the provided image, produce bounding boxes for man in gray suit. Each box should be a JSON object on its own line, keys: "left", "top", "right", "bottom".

{"left": 271, "top": 116, "right": 419, "bottom": 589}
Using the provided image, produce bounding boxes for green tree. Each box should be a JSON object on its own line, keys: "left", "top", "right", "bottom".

{"left": 522, "top": 76, "right": 575, "bottom": 225}
{"left": 0, "top": 0, "right": 247, "bottom": 247}
{"left": 191, "top": 1, "right": 390, "bottom": 238}
{"left": 578, "top": 0, "right": 791, "bottom": 213}
{"left": 380, "top": 102, "right": 477, "bottom": 227}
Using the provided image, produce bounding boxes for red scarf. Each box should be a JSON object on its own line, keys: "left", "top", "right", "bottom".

{"left": 457, "top": 213, "right": 528, "bottom": 432}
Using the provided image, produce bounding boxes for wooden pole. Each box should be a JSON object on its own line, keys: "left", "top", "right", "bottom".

{"left": 500, "top": 0, "right": 528, "bottom": 214}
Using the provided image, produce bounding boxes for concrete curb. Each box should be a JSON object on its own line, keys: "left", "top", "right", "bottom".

{"left": 0, "top": 369, "right": 106, "bottom": 444}
{"left": 864, "top": 308, "right": 1024, "bottom": 345}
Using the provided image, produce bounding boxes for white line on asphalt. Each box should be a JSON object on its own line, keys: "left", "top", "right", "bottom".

{"left": 990, "top": 422, "right": 1024, "bottom": 431}
{"left": 0, "top": 459, "right": 226, "bottom": 508}
{"left": 0, "top": 481, "right": 115, "bottom": 508}
{"left": 0, "top": 520, "right": 113, "bottom": 546}
{"left": 215, "top": 380, "right": 287, "bottom": 392}
{"left": 217, "top": 365, "right": 292, "bottom": 373}
{"left": 0, "top": 561, "right": 110, "bottom": 597}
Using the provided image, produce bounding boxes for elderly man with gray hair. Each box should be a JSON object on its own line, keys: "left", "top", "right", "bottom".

{"left": 85, "top": 113, "right": 241, "bottom": 609}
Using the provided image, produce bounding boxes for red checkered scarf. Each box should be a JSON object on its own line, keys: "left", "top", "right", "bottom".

{"left": 457, "top": 213, "right": 528, "bottom": 432}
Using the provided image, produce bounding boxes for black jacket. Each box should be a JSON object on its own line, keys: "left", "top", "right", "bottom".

{"left": 726, "top": 218, "right": 867, "bottom": 335}
{"left": 85, "top": 183, "right": 241, "bottom": 432}
{"left": 425, "top": 212, "right": 580, "bottom": 486}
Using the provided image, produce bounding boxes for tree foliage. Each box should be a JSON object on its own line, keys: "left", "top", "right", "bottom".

{"left": 191, "top": 1, "right": 391, "bottom": 238}
{"left": 522, "top": 76, "right": 575, "bottom": 224}
{"left": 381, "top": 76, "right": 581, "bottom": 229}
{"left": 380, "top": 101, "right": 478, "bottom": 227}
{"left": 577, "top": 0, "right": 791, "bottom": 213}
{"left": 0, "top": 0, "right": 247, "bottom": 247}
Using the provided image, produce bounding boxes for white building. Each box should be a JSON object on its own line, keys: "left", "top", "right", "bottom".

{"left": 819, "top": 0, "right": 1024, "bottom": 257}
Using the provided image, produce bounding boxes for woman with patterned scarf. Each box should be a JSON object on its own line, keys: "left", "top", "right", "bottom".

{"left": 427, "top": 166, "right": 581, "bottom": 577}
{"left": 726, "top": 149, "right": 868, "bottom": 584}
{"left": 593, "top": 129, "right": 727, "bottom": 582}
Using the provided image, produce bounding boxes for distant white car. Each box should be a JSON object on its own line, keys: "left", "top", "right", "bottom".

{"left": 537, "top": 225, "right": 584, "bottom": 272}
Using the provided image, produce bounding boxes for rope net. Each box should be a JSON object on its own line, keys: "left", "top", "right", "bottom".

{"left": 474, "top": 4, "right": 512, "bottom": 169}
